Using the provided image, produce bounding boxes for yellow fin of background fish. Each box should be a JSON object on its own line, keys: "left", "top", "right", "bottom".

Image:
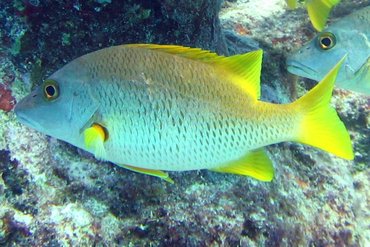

{"left": 293, "top": 55, "right": 354, "bottom": 160}
{"left": 286, "top": 0, "right": 298, "bottom": 9}
{"left": 121, "top": 165, "right": 174, "bottom": 183}
{"left": 306, "top": 0, "right": 340, "bottom": 31}
{"left": 126, "top": 44, "right": 263, "bottom": 99}
{"left": 211, "top": 149, "right": 274, "bottom": 182}
{"left": 84, "top": 123, "right": 107, "bottom": 160}
{"left": 354, "top": 57, "right": 370, "bottom": 94}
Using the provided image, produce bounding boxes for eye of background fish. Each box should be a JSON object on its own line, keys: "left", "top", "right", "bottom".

{"left": 43, "top": 79, "right": 59, "bottom": 101}
{"left": 318, "top": 32, "right": 336, "bottom": 50}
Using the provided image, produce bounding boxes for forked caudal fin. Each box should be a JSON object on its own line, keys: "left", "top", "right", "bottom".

{"left": 306, "top": 0, "right": 340, "bottom": 31}
{"left": 292, "top": 55, "right": 354, "bottom": 160}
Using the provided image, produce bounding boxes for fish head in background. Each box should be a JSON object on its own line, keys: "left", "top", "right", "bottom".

{"left": 15, "top": 59, "right": 98, "bottom": 146}
{"left": 287, "top": 6, "right": 370, "bottom": 95}
{"left": 287, "top": 29, "right": 348, "bottom": 81}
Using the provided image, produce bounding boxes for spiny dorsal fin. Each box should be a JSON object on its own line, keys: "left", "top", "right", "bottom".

{"left": 121, "top": 164, "right": 174, "bottom": 183}
{"left": 306, "top": 0, "right": 340, "bottom": 31}
{"left": 211, "top": 148, "right": 274, "bottom": 182}
{"left": 125, "top": 44, "right": 263, "bottom": 99}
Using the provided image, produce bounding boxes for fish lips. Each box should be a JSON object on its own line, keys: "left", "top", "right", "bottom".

{"left": 286, "top": 59, "right": 319, "bottom": 81}
{"left": 14, "top": 93, "right": 44, "bottom": 131}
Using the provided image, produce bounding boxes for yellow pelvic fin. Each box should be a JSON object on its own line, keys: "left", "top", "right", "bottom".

{"left": 211, "top": 149, "right": 274, "bottom": 182}
{"left": 121, "top": 164, "right": 174, "bottom": 183}
{"left": 286, "top": 0, "right": 298, "bottom": 9}
{"left": 306, "top": 0, "right": 340, "bottom": 31}
{"left": 292, "top": 55, "right": 354, "bottom": 160}
{"left": 84, "top": 123, "right": 108, "bottom": 160}
{"left": 125, "top": 44, "right": 263, "bottom": 99}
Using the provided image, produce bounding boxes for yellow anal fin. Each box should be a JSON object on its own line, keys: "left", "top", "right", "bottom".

{"left": 306, "top": 0, "right": 340, "bottom": 31}
{"left": 211, "top": 149, "right": 274, "bottom": 182}
{"left": 286, "top": 0, "right": 298, "bottom": 9}
{"left": 84, "top": 123, "right": 108, "bottom": 160}
{"left": 121, "top": 165, "right": 174, "bottom": 183}
{"left": 125, "top": 44, "right": 263, "bottom": 99}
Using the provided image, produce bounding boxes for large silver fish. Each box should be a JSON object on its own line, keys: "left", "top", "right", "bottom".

{"left": 287, "top": 6, "right": 370, "bottom": 95}
{"left": 14, "top": 44, "right": 353, "bottom": 182}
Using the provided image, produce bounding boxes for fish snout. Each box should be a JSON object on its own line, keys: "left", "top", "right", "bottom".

{"left": 14, "top": 91, "right": 41, "bottom": 125}
{"left": 14, "top": 92, "right": 37, "bottom": 113}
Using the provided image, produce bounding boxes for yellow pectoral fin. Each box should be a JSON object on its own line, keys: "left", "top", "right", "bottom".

{"left": 121, "top": 165, "right": 174, "bottom": 183}
{"left": 306, "top": 0, "right": 340, "bottom": 31}
{"left": 125, "top": 44, "right": 263, "bottom": 99}
{"left": 84, "top": 123, "right": 108, "bottom": 160}
{"left": 211, "top": 149, "right": 274, "bottom": 182}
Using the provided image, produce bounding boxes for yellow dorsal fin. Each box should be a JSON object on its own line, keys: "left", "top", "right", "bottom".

{"left": 125, "top": 44, "right": 263, "bottom": 99}
{"left": 84, "top": 123, "right": 108, "bottom": 160}
{"left": 211, "top": 148, "right": 274, "bottom": 182}
{"left": 286, "top": 0, "right": 298, "bottom": 9}
{"left": 306, "top": 0, "right": 340, "bottom": 31}
{"left": 121, "top": 164, "right": 174, "bottom": 183}
{"left": 126, "top": 44, "right": 221, "bottom": 62}
{"left": 220, "top": 49, "right": 263, "bottom": 99}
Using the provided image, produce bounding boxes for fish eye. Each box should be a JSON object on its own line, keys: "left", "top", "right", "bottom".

{"left": 318, "top": 32, "right": 336, "bottom": 50}
{"left": 43, "top": 79, "right": 59, "bottom": 101}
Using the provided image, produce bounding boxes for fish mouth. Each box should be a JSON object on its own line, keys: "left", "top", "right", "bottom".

{"left": 14, "top": 104, "right": 42, "bottom": 131}
{"left": 286, "top": 59, "right": 318, "bottom": 80}
{"left": 16, "top": 111, "right": 36, "bottom": 128}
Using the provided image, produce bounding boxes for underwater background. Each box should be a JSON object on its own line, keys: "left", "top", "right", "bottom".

{"left": 0, "top": 0, "right": 369, "bottom": 246}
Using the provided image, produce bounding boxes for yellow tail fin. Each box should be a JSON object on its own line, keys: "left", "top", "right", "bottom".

{"left": 293, "top": 56, "right": 354, "bottom": 160}
{"left": 306, "top": 0, "right": 340, "bottom": 31}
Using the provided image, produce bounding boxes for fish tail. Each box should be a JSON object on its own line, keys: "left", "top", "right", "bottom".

{"left": 292, "top": 55, "right": 354, "bottom": 160}
{"left": 306, "top": 0, "right": 340, "bottom": 31}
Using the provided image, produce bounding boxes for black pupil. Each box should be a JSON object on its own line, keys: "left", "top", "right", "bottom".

{"left": 46, "top": 85, "right": 55, "bottom": 96}
{"left": 321, "top": 37, "right": 332, "bottom": 47}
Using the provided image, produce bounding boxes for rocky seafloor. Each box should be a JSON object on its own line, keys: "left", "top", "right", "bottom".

{"left": 0, "top": 0, "right": 369, "bottom": 246}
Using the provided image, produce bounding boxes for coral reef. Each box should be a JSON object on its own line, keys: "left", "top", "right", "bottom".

{"left": 0, "top": 0, "right": 226, "bottom": 84}
{"left": 0, "top": 84, "right": 16, "bottom": 112}
{"left": 0, "top": 0, "right": 369, "bottom": 246}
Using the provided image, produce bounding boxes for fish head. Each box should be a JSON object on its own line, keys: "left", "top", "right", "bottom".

{"left": 287, "top": 29, "right": 350, "bottom": 82}
{"left": 15, "top": 59, "right": 97, "bottom": 145}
